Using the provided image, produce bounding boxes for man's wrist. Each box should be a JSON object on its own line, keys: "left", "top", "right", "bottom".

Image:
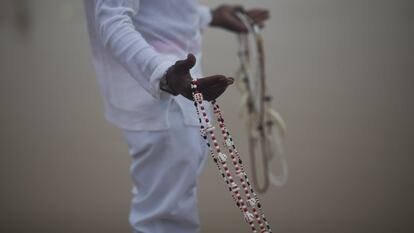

{"left": 210, "top": 8, "right": 221, "bottom": 27}
{"left": 159, "top": 69, "right": 179, "bottom": 96}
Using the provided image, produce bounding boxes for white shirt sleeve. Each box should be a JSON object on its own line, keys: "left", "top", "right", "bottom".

{"left": 197, "top": 4, "right": 212, "bottom": 32}
{"left": 94, "top": 0, "right": 176, "bottom": 100}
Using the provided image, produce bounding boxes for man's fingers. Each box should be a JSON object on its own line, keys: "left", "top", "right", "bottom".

{"left": 198, "top": 75, "right": 226, "bottom": 89}
{"left": 232, "top": 5, "right": 245, "bottom": 13}
{"left": 174, "top": 53, "right": 196, "bottom": 74}
{"left": 247, "top": 9, "right": 270, "bottom": 19}
{"left": 196, "top": 75, "right": 234, "bottom": 101}
{"left": 203, "top": 84, "right": 228, "bottom": 101}
{"left": 198, "top": 75, "right": 234, "bottom": 90}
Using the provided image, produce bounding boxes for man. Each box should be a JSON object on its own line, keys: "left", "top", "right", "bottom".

{"left": 84, "top": 1, "right": 269, "bottom": 232}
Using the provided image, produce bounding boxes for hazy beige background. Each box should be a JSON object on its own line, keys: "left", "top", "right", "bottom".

{"left": 1, "top": 0, "right": 413, "bottom": 233}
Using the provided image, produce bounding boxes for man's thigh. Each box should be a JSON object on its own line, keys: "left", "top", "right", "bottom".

{"left": 122, "top": 104, "right": 208, "bottom": 232}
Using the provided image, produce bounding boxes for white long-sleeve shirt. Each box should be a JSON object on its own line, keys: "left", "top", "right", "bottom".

{"left": 84, "top": 0, "right": 212, "bottom": 130}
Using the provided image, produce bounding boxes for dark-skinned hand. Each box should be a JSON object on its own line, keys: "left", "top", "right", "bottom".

{"left": 210, "top": 5, "right": 270, "bottom": 33}
{"left": 166, "top": 53, "right": 234, "bottom": 101}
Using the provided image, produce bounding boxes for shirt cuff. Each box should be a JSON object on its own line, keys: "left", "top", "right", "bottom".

{"left": 198, "top": 5, "right": 212, "bottom": 32}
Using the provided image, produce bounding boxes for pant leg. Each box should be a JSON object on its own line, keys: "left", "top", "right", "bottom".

{"left": 122, "top": 101, "right": 208, "bottom": 233}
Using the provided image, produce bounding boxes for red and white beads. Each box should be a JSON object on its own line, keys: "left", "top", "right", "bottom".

{"left": 191, "top": 80, "right": 272, "bottom": 233}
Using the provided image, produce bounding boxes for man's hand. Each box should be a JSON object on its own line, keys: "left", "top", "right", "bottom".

{"left": 210, "top": 5, "right": 270, "bottom": 33}
{"left": 165, "top": 54, "right": 234, "bottom": 101}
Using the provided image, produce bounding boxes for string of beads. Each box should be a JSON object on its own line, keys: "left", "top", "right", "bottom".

{"left": 191, "top": 79, "right": 272, "bottom": 233}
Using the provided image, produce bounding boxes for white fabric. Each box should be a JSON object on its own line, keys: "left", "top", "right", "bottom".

{"left": 123, "top": 101, "right": 208, "bottom": 233}
{"left": 84, "top": 0, "right": 212, "bottom": 130}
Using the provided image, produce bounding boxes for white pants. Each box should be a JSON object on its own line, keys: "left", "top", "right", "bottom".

{"left": 122, "top": 100, "right": 208, "bottom": 233}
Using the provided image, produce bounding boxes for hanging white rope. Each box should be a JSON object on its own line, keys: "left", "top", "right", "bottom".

{"left": 234, "top": 12, "right": 289, "bottom": 193}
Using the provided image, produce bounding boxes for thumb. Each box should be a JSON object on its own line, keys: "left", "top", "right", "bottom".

{"left": 173, "top": 53, "right": 196, "bottom": 74}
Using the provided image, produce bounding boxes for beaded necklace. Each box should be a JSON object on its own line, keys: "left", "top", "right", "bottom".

{"left": 191, "top": 80, "right": 272, "bottom": 233}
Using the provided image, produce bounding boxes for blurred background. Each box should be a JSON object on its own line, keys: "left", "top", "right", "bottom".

{"left": 0, "top": 0, "right": 413, "bottom": 232}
